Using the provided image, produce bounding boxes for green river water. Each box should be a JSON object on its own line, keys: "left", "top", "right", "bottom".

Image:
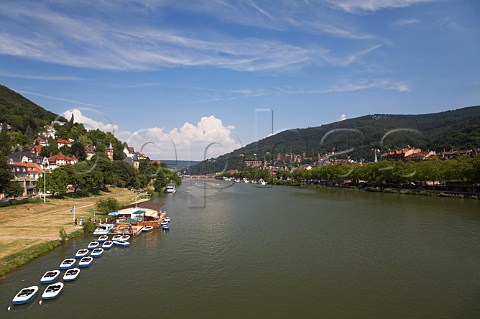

{"left": 1, "top": 181, "right": 479, "bottom": 318}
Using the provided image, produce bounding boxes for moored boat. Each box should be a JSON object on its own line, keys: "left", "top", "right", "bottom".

{"left": 42, "top": 282, "right": 64, "bottom": 300}
{"left": 78, "top": 257, "right": 93, "bottom": 268}
{"left": 113, "top": 240, "right": 130, "bottom": 247}
{"left": 91, "top": 248, "right": 104, "bottom": 257}
{"left": 97, "top": 235, "right": 108, "bottom": 242}
{"left": 75, "top": 249, "right": 89, "bottom": 258}
{"left": 59, "top": 258, "right": 76, "bottom": 270}
{"left": 63, "top": 268, "right": 80, "bottom": 281}
{"left": 165, "top": 183, "right": 176, "bottom": 193}
{"left": 87, "top": 241, "right": 99, "bottom": 250}
{"left": 112, "top": 234, "right": 122, "bottom": 241}
{"left": 120, "top": 235, "right": 130, "bottom": 241}
{"left": 102, "top": 240, "right": 113, "bottom": 249}
{"left": 12, "top": 286, "right": 39, "bottom": 305}
{"left": 93, "top": 223, "right": 114, "bottom": 235}
{"left": 142, "top": 226, "right": 153, "bottom": 232}
{"left": 40, "top": 270, "right": 60, "bottom": 284}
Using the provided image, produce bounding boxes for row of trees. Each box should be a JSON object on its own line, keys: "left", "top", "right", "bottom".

{"left": 35, "top": 155, "right": 182, "bottom": 197}
{"left": 221, "top": 155, "right": 480, "bottom": 186}
{"left": 37, "top": 156, "right": 137, "bottom": 195}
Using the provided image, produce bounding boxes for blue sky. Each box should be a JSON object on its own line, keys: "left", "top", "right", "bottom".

{"left": 1, "top": 0, "right": 479, "bottom": 160}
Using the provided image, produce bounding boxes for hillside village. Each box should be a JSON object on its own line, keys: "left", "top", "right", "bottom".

{"left": 4, "top": 121, "right": 149, "bottom": 197}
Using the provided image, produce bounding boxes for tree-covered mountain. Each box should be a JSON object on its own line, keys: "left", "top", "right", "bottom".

{"left": 0, "top": 84, "right": 63, "bottom": 134}
{"left": 0, "top": 84, "right": 125, "bottom": 159}
{"left": 189, "top": 106, "right": 480, "bottom": 174}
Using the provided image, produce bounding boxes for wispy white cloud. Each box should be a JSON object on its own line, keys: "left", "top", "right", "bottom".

{"left": 392, "top": 18, "right": 421, "bottom": 26}
{"left": 0, "top": 71, "right": 82, "bottom": 81}
{"left": 325, "top": 0, "right": 434, "bottom": 14}
{"left": 14, "top": 89, "right": 106, "bottom": 108}
{"left": 277, "top": 79, "right": 410, "bottom": 95}
{"left": 0, "top": 0, "right": 385, "bottom": 72}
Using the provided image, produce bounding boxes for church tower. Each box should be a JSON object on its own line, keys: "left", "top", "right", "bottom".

{"left": 107, "top": 143, "right": 114, "bottom": 161}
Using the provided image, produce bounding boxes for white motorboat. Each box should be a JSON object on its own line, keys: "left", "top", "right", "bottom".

{"left": 40, "top": 270, "right": 60, "bottom": 284}
{"left": 63, "top": 268, "right": 80, "bottom": 281}
{"left": 113, "top": 240, "right": 130, "bottom": 247}
{"left": 112, "top": 235, "right": 122, "bottom": 241}
{"left": 75, "top": 249, "right": 89, "bottom": 258}
{"left": 78, "top": 257, "right": 93, "bottom": 268}
{"left": 97, "top": 235, "right": 108, "bottom": 242}
{"left": 91, "top": 248, "right": 104, "bottom": 257}
{"left": 120, "top": 235, "right": 130, "bottom": 241}
{"left": 12, "top": 286, "right": 39, "bottom": 305}
{"left": 42, "top": 282, "right": 64, "bottom": 300}
{"left": 164, "top": 216, "right": 171, "bottom": 222}
{"left": 142, "top": 226, "right": 153, "bottom": 232}
{"left": 102, "top": 240, "right": 113, "bottom": 249}
{"left": 93, "top": 223, "right": 114, "bottom": 235}
{"left": 59, "top": 258, "right": 76, "bottom": 270}
{"left": 165, "top": 183, "right": 176, "bottom": 193}
{"left": 87, "top": 241, "right": 99, "bottom": 250}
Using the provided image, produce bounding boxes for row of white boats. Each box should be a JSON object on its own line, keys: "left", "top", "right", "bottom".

{"left": 12, "top": 236, "right": 133, "bottom": 305}
{"left": 11, "top": 218, "right": 172, "bottom": 306}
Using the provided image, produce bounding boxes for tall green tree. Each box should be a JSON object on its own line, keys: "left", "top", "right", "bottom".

{"left": 4, "top": 181, "right": 23, "bottom": 198}
{"left": 0, "top": 156, "right": 13, "bottom": 194}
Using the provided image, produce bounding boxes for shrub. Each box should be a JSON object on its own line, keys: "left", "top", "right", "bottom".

{"left": 96, "top": 197, "right": 119, "bottom": 214}
{"left": 82, "top": 220, "right": 95, "bottom": 233}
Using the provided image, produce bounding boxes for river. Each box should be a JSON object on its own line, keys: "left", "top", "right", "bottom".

{"left": 1, "top": 181, "right": 479, "bottom": 318}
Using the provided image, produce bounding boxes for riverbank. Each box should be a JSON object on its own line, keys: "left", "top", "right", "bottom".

{"left": 273, "top": 180, "right": 480, "bottom": 199}
{"left": 0, "top": 187, "right": 136, "bottom": 277}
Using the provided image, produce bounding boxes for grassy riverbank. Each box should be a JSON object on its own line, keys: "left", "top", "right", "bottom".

{"left": 0, "top": 187, "right": 136, "bottom": 277}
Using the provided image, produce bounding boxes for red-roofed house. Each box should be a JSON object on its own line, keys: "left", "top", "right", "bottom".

{"left": 57, "top": 139, "right": 73, "bottom": 149}
{"left": 35, "top": 136, "right": 49, "bottom": 146}
{"left": 32, "top": 144, "right": 44, "bottom": 156}
{"left": 48, "top": 153, "right": 78, "bottom": 170}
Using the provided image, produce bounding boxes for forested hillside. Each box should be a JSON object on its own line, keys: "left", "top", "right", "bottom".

{"left": 189, "top": 106, "right": 480, "bottom": 174}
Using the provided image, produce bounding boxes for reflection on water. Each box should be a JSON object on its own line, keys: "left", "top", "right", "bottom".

{"left": 1, "top": 181, "right": 480, "bottom": 318}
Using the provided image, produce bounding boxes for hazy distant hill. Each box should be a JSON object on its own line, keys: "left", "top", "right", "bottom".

{"left": 0, "top": 84, "right": 63, "bottom": 134}
{"left": 161, "top": 160, "right": 199, "bottom": 169}
{"left": 189, "top": 106, "right": 480, "bottom": 174}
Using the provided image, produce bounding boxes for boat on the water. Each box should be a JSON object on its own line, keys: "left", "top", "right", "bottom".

{"left": 40, "top": 270, "right": 60, "bottom": 284}
{"left": 91, "top": 248, "right": 104, "bottom": 257}
{"left": 42, "top": 282, "right": 64, "bottom": 300}
{"left": 87, "top": 241, "right": 99, "bottom": 250}
{"left": 59, "top": 258, "right": 76, "bottom": 270}
{"left": 97, "top": 235, "right": 108, "bottom": 242}
{"left": 63, "top": 268, "right": 80, "bottom": 281}
{"left": 112, "top": 234, "right": 122, "bottom": 241}
{"left": 165, "top": 183, "right": 176, "bottom": 193}
{"left": 162, "top": 223, "right": 170, "bottom": 230}
{"left": 142, "top": 226, "right": 153, "bottom": 232}
{"left": 113, "top": 240, "right": 130, "bottom": 247}
{"left": 12, "top": 286, "right": 39, "bottom": 305}
{"left": 164, "top": 216, "right": 171, "bottom": 222}
{"left": 120, "top": 235, "right": 130, "bottom": 241}
{"left": 78, "top": 257, "right": 93, "bottom": 268}
{"left": 93, "top": 223, "right": 114, "bottom": 235}
{"left": 75, "top": 249, "right": 89, "bottom": 258}
{"left": 102, "top": 240, "right": 113, "bottom": 249}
